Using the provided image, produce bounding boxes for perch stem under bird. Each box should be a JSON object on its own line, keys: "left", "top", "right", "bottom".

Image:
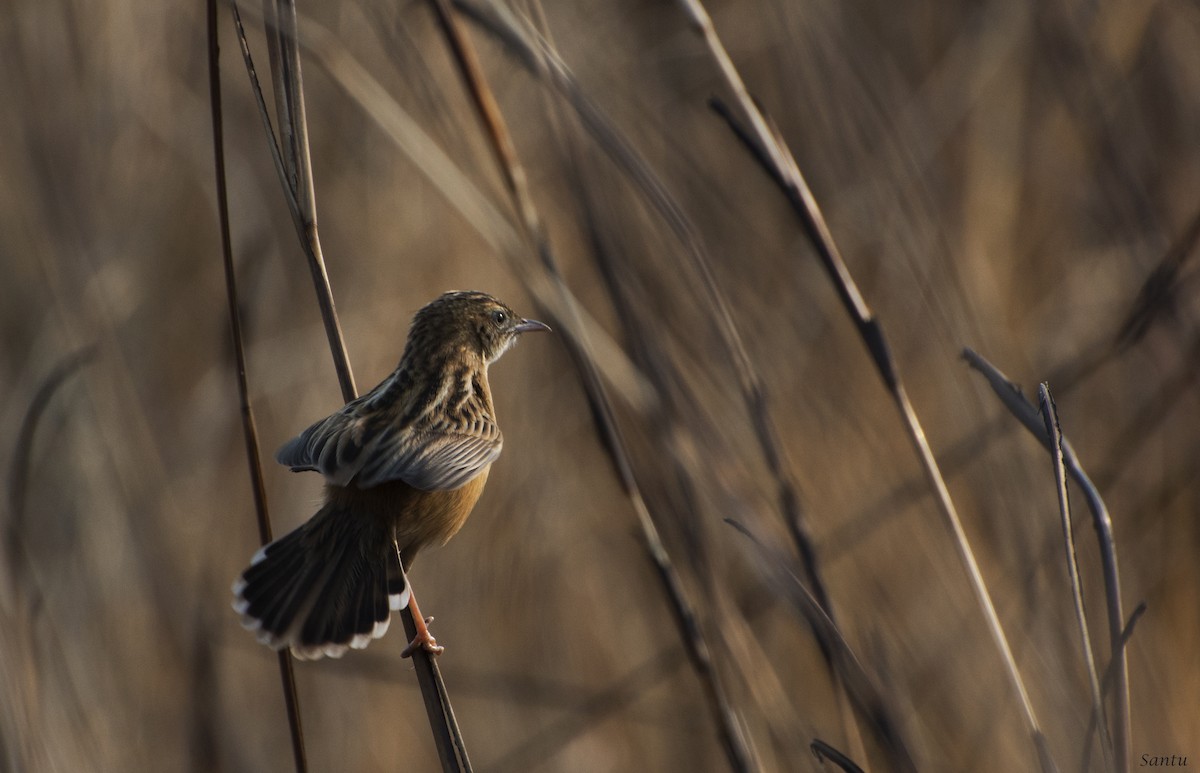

{"left": 232, "top": 291, "right": 549, "bottom": 659}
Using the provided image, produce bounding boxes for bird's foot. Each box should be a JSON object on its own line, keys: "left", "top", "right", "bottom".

{"left": 401, "top": 617, "right": 444, "bottom": 658}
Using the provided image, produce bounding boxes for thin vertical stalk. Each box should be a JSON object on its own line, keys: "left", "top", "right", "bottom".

{"left": 1037, "top": 384, "right": 1114, "bottom": 773}
{"left": 225, "top": 4, "right": 467, "bottom": 769}
{"left": 206, "top": 2, "right": 307, "bottom": 770}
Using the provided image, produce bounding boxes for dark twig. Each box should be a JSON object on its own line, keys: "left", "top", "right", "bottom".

{"left": 1037, "top": 384, "right": 1114, "bottom": 772}
{"left": 810, "top": 739, "right": 865, "bottom": 773}
{"left": 7, "top": 346, "right": 96, "bottom": 589}
{"left": 964, "top": 349, "right": 1129, "bottom": 770}
{"left": 1114, "top": 207, "right": 1200, "bottom": 351}
{"left": 423, "top": 4, "right": 756, "bottom": 769}
{"left": 226, "top": 4, "right": 467, "bottom": 769}
{"left": 207, "top": 3, "right": 307, "bottom": 770}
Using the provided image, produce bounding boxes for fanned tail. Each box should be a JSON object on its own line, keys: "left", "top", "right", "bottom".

{"left": 232, "top": 502, "right": 409, "bottom": 660}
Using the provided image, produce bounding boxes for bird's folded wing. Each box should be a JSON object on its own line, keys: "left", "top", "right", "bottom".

{"left": 275, "top": 398, "right": 381, "bottom": 486}
{"left": 354, "top": 426, "right": 502, "bottom": 490}
{"left": 276, "top": 400, "right": 502, "bottom": 491}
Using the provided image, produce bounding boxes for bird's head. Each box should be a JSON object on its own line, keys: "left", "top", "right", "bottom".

{"left": 406, "top": 291, "right": 550, "bottom": 365}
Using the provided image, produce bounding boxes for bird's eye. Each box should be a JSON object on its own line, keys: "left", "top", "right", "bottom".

{"left": 491, "top": 310, "right": 508, "bottom": 326}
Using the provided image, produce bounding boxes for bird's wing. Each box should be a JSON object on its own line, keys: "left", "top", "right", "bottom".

{"left": 276, "top": 396, "right": 502, "bottom": 491}
{"left": 275, "top": 395, "right": 385, "bottom": 487}
{"left": 352, "top": 420, "right": 502, "bottom": 490}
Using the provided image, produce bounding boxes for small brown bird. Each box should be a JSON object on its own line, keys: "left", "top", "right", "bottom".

{"left": 232, "top": 291, "right": 549, "bottom": 660}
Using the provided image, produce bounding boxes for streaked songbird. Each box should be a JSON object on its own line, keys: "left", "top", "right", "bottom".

{"left": 232, "top": 291, "right": 550, "bottom": 659}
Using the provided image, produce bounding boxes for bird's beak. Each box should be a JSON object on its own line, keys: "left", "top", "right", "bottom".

{"left": 515, "top": 318, "right": 552, "bottom": 334}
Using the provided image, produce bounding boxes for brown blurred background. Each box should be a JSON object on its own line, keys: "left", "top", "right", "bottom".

{"left": 1, "top": 1, "right": 1197, "bottom": 771}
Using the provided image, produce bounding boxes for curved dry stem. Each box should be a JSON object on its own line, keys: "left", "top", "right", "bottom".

{"left": 964, "top": 349, "right": 1131, "bottom": 773}
{"left": 7, "top": 346, "right": 96, "bottom": 589}
{"left": 1038, "top": 384, "right": 1114, "bottom": 772}
{"left": 811, "top": 739, "right": 866, "bottom": 773}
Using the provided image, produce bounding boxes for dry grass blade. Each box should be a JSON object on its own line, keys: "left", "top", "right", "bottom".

{"left": 963, "top": 348, "right": 1130, "bottom": 772}
{"left": 1037, "top": 384, "right": 1114, "bottom": 773}
{"left": 208, "top": 3, "right": 307, "bottom": 769}
{"left": 227, "top": 0, "right": 357, "bottom": 399}
{"left": 674, "top": 0, "right": 1053, "bottom": 768}
{"left": 422, "top": 4, "right": 757, "bottom": 769}
{"left": 258, "top": 0, "right": 358, "bottom": 400}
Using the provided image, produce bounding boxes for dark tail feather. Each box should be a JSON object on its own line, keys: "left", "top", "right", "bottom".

{"left": 232, "top": 502, "right": 407, "bottom": 660}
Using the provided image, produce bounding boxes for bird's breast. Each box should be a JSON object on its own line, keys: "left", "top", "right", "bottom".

{"left": 324, "top": 466, "right": 491, "bottom": 556}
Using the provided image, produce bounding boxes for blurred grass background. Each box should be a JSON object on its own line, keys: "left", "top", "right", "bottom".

{"left": 1, "top": 0, "right": 1198, "bottom": 771}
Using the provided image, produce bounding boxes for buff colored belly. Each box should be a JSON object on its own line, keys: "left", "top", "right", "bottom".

{"left": 324, "top": 466, "right": 491, "bottom": 563}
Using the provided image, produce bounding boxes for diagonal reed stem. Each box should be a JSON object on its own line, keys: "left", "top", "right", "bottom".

{"left": 441, "top": 2, "right": 916, "bottom": 764}
{"left": 671, "top": 0, "right": 1054, "bottom": 768}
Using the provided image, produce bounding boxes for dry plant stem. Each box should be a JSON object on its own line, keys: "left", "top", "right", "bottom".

{"left": 7, "top": 346, "right": 95, "bottom": 589}
{"left": 423, "top": 4, "right": 756, "bottom": 770}
{"left": 227, "top": 4, "right": 468, "bottom": 770}
{"left": 673, "top": 0, "right": 1052, "bottom": 767}
{"left": 289, "top": 11, "right": 648, "bottom": 411}
{"left": 1037, "top": 385, "right": 1114, "bottom": 773}
{"left": 394, "top": 545, "right": 473, "bottom": 773}
{"left": 232, "top": 1, "right": 357, "bottom": 400}
{"left": 828, "top": 214, "right": 1200, "bottom": 566}
{"left": 963, "top": 349, "right": 1129, "bottom": 772}
{"left": 261, "top": 1, "right": 314, "bottom": 210}
{"left": 207, "top": 3, "right": 307, "bottom": 770}
{"left": 810, "top": 739, "right": 866, "bottom": 773}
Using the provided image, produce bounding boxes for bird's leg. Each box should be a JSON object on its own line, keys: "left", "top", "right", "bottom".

{"left": 400, "top": 589, "right": 444, "bottom": 658}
